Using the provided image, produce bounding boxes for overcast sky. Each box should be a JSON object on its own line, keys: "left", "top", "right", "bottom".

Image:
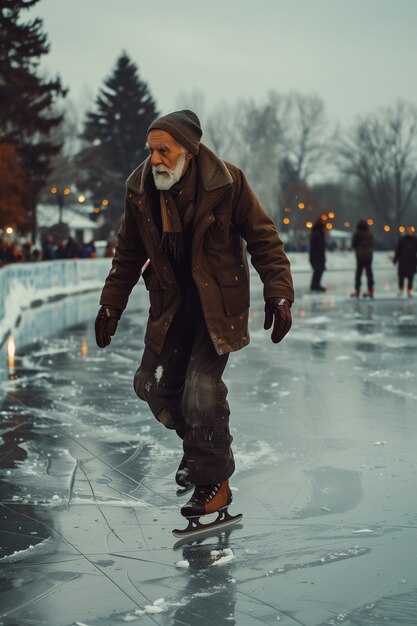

{"left": 30, "top": 0, "right": 417, "bottom": 126}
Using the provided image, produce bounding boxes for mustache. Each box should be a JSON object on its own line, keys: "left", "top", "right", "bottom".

{"left": 153, "top": 165, "right": 173, "bottom": 175}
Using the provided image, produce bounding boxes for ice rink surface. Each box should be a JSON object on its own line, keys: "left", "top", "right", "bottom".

{"left": 1, "top": 261, "right": 417, "bottom": 625}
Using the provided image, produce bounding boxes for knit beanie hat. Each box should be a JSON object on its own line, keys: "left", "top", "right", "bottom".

{"left": 147, "top": 109, "right": 202, "bottom": 155}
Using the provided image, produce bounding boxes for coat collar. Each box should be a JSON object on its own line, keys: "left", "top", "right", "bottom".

{"left": 125, "top": 144, "right": 233, "bottom": 197}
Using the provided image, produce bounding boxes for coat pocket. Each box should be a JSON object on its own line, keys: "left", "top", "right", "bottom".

{"left": 216, "top": 266, "right": 248, "bottom": 316}
{"left": 143, "top": 272, "right": 163, "bottom": 320}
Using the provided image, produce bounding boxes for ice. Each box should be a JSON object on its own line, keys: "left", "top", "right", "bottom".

{"left": 1, "top": 258, "right": 417, "bottom": 625}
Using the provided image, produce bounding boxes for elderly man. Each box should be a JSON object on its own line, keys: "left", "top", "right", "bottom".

{"left": 95, "top": 110, "right": 294, "bottom": 533}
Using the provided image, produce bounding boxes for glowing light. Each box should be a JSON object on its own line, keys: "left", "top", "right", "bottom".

{"left": 344, "top": 221, "right": 351, "bottom": 228}
{"left": 102, "top": 199, "right": 109, "bottom": 206}
{"left": 284, "top": 207, "right": 291, "bottom": 213}
{"left": 93, "top": 207, "right": 101, "bottom": 214}
{"left": 63, "top": 187, "right": 71, "bottom": 195}
{"left": 297, "top": 202, "right": 305, "bottom": 209}
{"left": 50, "top": 186, "right": 57, "bottom": 194}
{"left": 306, "top": 221, "right": 313, "bottom": 229}
{"left": 367, "top": 218, "right": 374, "bottom": 226}
{"left": 283, "top": 217, "right": 290, "bottom": 225}
{"left": 80, "top": 337, "right": 89, "bottom": 358}
{"left": 5, "top": 227, "right": 13, "bottom": 235}
{"left": 328, "top": 211, "right": 335, "bottom": 219}
{"left": 326, "top": 222, "right": 333, "bottom": 230}
{"left": 411, "top": 226, "right": 416, "bottom": 233}
{"left": 321, "top": 214, "right": 328, "bottom": 221}
{"left": 399, "top": 226, "right": 405, "bottom": 233}
{"left": 78, "top": 194, "right": 86, "bottom": 203}
{"left": 7, "top": 337, "right": 15, "bottom": 359}
{"left": 384, "top": 225, "right": 391, "bottom": 232}
{"left": 7, "top": 336, "right": 15, "bottom": 374}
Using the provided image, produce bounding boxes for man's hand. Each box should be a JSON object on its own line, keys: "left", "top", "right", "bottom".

{"left": 95, "top": 305, "right": 122, "bottom": 348}
{"left": 264, "top": 297, "right": 292, "bottom": 344}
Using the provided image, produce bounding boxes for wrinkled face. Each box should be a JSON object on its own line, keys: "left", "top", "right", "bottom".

{"left": 147, "top": 129, "right": 192, "bottom": 190}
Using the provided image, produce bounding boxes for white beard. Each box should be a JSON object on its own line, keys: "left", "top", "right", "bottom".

{"left": 152, "top": 152, "right": 186, "bottom": 190}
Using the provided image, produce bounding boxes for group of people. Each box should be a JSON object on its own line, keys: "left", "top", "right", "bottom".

{"left": 0, "top": 236, "right": 114, "bottom": 267}
{"left": 309, "top": 218, "right": 417, "bottom": 298}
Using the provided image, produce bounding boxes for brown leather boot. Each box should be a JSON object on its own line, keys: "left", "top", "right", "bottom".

{"left": 180, "top": 480, "right": 232, "bottom": 518}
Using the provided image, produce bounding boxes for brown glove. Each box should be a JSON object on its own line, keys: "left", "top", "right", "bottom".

{"left": 95, "top": 305, "right": 122, "bottom": 348}
{"left": 264, "top": 297, "right": 292, "bottom": 344}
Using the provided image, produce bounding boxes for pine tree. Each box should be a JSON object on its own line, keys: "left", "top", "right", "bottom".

{"left": 0, "top": 143, "right": 25, "bottom": 229}
{"left": 78, "top": 52, "right": 159, "bottom": 220}
{"left": 0, "top": 0, "right": 66, "bottom": 238}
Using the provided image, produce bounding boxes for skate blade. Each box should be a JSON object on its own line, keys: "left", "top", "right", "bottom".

{"left": 172, "top": 510, "right": 243, "bottom": 540}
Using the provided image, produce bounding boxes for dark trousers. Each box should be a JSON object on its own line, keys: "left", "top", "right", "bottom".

{"left": 134, "top": 310, "right": 234, "bottom": 485}
{"left": 355, "top": 260, "right": 374, "bottom": 291}
{"left": 398, "top": 272, "right": 415, "bottom": 291}
{"left": 310, "top": 267, "right": 324, "bottom": 290}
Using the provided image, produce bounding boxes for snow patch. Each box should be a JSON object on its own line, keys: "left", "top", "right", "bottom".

{"left": 155, "top": 365, "right": 164, "bottom": 383}
{"left": 135, "top": 598, "right": 167, "bottom": 615}
{"left": 0, "top": 537, "right": 51, "bottom": 562}
{"left": 210, "top": 548, "right": 235, "bottom": 566}
{"left": 234, "top": 441, "right": 278, "bottom": 472}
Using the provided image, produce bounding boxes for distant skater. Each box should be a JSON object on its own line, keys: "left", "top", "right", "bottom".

{"left": 351, "top": 220, "right": 374, "bottom": 298}
{"left": 393, "top": 226, "right": 417, "bottom": 297}
{"left": 309, "top": 218, "right": 326, "bottom": 292}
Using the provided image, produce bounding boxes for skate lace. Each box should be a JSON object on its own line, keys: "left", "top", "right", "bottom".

{"left": 194, "top": 483, "right": 221, "bottom": 502}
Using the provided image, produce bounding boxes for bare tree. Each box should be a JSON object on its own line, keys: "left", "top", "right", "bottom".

{"left": 338, "top": 100, "right": 417, "bottom": 231}
{"left": 277, "top": 91, "right": 332, "bottom": 183}
{"left": 175, "top": 87, "right": 206, "bottom": 119}
{"left": 235, "top": 97, "right": 282, "bottom": 220}
{"left": 205, "top": 101, "right": 240, "bottom": 158}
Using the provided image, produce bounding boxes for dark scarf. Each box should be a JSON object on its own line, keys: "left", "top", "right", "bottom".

{"left": 159, "top": 158, "right": 197, "bottom": 260}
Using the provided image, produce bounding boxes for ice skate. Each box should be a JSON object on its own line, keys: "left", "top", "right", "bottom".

{"left": 172, "top": 480, "right": 242, "bottom": 539}
{"left": 363, "top": 289, "right": 374, "bottom": 298}
{"left": 407, "top": 289, "right": 413, "bottom": 298}
{"left": 175, "top": 455, "right": 194, "bottom": 496}
{"left": 350, "top": 289, "right": 360, "bottom": 298}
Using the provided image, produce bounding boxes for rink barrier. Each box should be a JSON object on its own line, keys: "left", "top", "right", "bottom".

{"left": 0, "top": 259, "right": 111, "bottom": 348}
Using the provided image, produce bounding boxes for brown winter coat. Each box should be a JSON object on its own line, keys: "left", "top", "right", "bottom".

{"left": 100, "top": 144, "right": 294, "bottom": 355}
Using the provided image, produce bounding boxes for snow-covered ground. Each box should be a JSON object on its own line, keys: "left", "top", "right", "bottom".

{"left": 0, "top": 256, "right": 416, "bottom": 625}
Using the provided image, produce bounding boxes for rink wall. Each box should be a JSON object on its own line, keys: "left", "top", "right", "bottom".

{"left": 0, "top": 259, "right": 111, "bottom": 348}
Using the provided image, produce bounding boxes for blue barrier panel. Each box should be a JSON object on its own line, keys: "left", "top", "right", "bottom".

{"left": 0, "top": 259, "right": 111, "bottom": 347}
